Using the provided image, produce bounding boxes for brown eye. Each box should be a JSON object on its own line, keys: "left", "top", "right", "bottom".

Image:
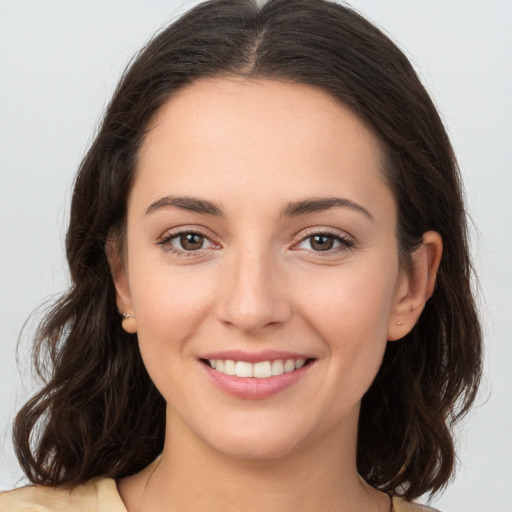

{"left": 295, "top": 231, "right": 354, "bottom": 254}
{"left": 310, "top": 234, "right": 335, "bottom": 251}
{"left": 178, "top": 233, "right": 205, "bottom": 251}
{"left": 159, "top": 229, "right": 217, "bottom": 256}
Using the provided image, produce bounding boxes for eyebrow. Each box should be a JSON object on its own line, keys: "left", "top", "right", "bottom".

{"left": 280, "top": 197, "right": 374, "bottom": 220}
{"left": 145, "top": 195, "right": 373, "bottom": 220}
{"left": 145, "top": 196, "right": 224, "bottom": 216}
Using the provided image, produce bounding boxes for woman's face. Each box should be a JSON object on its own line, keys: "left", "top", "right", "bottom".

{"left": 115, "top": 77, "right": 414, "bottom": 460}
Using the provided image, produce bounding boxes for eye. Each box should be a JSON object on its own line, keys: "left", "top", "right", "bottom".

{"left": 158, "top": 229, "right": 218, "bottom": 256}
{"left": 303, "top": 234, "right": 337, "bottom": 251}
{"left": 295, "top": 231, "right": 354, "bottom": 253}
{"left": 172, "top": 232, "right": 209, "bottom": 251}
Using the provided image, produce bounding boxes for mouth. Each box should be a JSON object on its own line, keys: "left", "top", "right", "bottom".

{"left": 200, "top": 358, "right": 314, "bottom": 378}
{"left": 198, "top": 351, "right": 316, "bottom": 399}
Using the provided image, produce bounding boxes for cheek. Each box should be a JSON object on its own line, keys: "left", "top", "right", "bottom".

{"left": 296, "top": 262, "right": 398, "bottom": 339}
{"left": 293, "top": 261, "right": 398, "bottom": 396}
{"left": 128, "top": 258, "right": 217, "bottom": 358}
{"left": 128, "top": 263, "right": 220, "bottom": 406}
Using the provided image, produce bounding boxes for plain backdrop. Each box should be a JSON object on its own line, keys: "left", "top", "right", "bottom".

{"left": 1, "top": 1, "right": 511, "bottom": 510}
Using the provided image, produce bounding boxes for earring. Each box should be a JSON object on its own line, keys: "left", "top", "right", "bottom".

{"left": 121, "top": 312, "right": 137, "bottom": 334}
{"left": 396, "top": 321, "right": 403, "bottom": 326}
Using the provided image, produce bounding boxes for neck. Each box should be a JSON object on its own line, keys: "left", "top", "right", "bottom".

{"left": 121, "top": 406, "right": 389, "bottom": 512}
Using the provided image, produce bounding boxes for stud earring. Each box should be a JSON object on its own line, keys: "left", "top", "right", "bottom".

{"left": 121, "top": 312, "right": 137, "bottom": 334}
{"left": 396, "top": 321, "right": 403, "bottom": 326}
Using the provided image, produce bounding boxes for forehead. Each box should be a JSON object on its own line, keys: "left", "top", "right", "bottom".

{"left": 134, "top": 77, "right": 393, "bottom": 220}
{"left": 142, "top": 76, "right": 381, "bottom": 161}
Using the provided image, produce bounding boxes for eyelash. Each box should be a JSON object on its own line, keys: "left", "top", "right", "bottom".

{"left": 292, "top": 228, "right": 355, "bottom": 257}
{"left": 157, "top": 228, "right": 354, "bottom": 258}
{"left": 157, "top": 228, "right": 218, "bottom": 257}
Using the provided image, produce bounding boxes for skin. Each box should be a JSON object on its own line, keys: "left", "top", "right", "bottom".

{"left": 111, "top": 77, "right": 442, "bottom": 512}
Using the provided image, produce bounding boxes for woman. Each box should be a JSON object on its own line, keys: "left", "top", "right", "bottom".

{"left": 0, "top": 0, "right": 482, "bottom": 510}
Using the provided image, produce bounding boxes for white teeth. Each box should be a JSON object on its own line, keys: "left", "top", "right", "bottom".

{"left": 271, "top": 360, "right": 284, "bottom": 376}
{"left": 284, "top": 359, "right": 295, "bottom": 373}
{"left": 253, "top": 361, "right": 272, "bottom": 378}
{"left": 235, "top": 361, "right": 253, "bottom": 378}
{"left": 224, "top": 360, "right": 236, "bottom": 376}
{"left": 207, "top": 358, "right": 308, "bottom": 378}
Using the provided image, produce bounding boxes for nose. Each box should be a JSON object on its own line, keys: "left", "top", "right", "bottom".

{"left": 216, "top": 248, "right": 292, "bottom": 334}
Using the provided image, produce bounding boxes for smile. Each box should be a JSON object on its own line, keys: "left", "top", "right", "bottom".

{"left": 205, "top": 358, "right": 307, "bottom": 378}
{"left": 200, "top": 355, "right": 315, "bottom": 399}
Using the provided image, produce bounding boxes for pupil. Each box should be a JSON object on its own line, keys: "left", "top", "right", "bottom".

{"left": 311, "top": 235, "right": 333, "bottom": 251}
{"left": 181, "top": 233, "right": 203, "bottom": 250}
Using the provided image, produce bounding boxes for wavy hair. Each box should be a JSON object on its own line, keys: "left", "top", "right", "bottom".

{"left": 13, "top": 0, "right": 482, "bottom": 500}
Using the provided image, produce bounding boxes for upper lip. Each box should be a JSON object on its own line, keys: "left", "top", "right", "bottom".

{"left": 200, "top": 349, "right": 314, "bottom": 364}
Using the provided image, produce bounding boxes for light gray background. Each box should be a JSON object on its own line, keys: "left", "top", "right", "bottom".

{"left": 1, "top": 1, "right": 511, "bottom": 510}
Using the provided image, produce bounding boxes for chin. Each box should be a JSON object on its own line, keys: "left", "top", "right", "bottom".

{"left": 195, "top": 416, "right": 312, "bottom": 461}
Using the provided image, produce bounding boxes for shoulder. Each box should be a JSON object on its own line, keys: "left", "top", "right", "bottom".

{"left": 393, "top": 496, "right": 441, "bottom": 512}
{"left": 0, "top": 477, "right": 126, "bottom": 512}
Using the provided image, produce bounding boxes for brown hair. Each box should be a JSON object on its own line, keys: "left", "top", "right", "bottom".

{"left": 14, "top": 0, "right": 482, "bottom": 500}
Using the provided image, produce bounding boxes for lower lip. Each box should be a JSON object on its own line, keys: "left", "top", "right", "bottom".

{"left": 200, "top": 361, "right": 313, "bottom": 400}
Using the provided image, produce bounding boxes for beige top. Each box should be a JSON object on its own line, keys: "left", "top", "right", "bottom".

{"left": 0, "top": 478, "right": 440, "bottom": 512}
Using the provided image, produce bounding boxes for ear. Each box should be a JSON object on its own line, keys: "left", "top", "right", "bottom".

{"left": 387, "top": 231, "right": 443, "bottom": 341}
{"left": 105, "top": 237, "right": 137, "bottom": 334}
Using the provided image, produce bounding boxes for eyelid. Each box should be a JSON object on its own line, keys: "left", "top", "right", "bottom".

{"left": 156, "top": 225, "right": 354, "bottom": 258}
{"left": 157, "top": 226, "right": 221, "bottom": 256}
{"left": 291, "top": 227, "right": 355, "bottom": 254}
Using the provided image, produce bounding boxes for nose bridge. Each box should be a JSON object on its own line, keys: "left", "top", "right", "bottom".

{"left": 218, "top": 241, "right": 290, "bottom": 332}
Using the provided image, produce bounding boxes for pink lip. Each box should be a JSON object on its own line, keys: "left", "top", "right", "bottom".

{"left": 199, "top": 359, "right": 314, "bottom": 400}
{"left": 200, "top": 349, "right": 312, "bottom": 364}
